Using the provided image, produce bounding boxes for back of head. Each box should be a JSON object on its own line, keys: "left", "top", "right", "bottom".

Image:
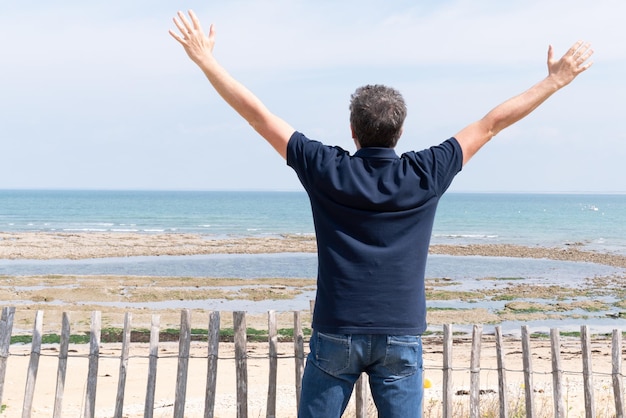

{"left": 349, "top": 84, "right": 407, "bottom": 148}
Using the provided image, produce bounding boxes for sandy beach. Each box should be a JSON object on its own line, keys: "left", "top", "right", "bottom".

{"left": 0, "top": 335, "right": 622, "bottom": 417}
{"left": 0, "top": 232, "right": 624, "bottom": 417}
{"left": 0, "top": 327, "right": 623, "bottom": 417}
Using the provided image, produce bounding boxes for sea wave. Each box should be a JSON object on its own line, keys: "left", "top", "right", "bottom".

{"left": 433, "top": 233, "right": 499, "bottom": 240}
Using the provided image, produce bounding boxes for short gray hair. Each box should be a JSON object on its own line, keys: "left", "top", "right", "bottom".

{"left": 349, "top": 84, "right": 407, "bottom": 148}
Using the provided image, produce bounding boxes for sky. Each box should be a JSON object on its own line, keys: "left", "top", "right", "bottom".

{"left": 1, "top": 0, "right": 624, "bottom": 193}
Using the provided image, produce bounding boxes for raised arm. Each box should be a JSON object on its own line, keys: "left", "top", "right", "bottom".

{"left": 169, "top": 10, "right": 294, "bottom": 159}
{"left": 455, "top": 41, "right": 594, "bottom": 166}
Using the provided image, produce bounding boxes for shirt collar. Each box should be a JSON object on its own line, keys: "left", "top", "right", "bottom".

{"left": 354, "top": 147, "right": 399, "bottom": 159}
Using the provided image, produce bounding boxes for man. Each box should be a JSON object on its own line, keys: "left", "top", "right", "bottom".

{"left": 170, "top": 10, "right": 593, "bottom": 417}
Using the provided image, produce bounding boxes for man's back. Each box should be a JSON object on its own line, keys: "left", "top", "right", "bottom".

{"left": 287, "top": 131, "right": 463, "bottom": 334}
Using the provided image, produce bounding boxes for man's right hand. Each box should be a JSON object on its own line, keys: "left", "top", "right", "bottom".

{"left": 169, "top": 10, "right": 295, "bottom": 159}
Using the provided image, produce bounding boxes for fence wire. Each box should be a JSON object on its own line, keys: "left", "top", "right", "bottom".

{"left": 8, "top": 346, "right": 625, "bottom": 380}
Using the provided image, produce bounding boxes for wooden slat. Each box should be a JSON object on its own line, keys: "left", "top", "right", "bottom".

{"left": 355, "top": 373, "right": 369, "bottom": 418}
{"left": 293, "top": 311, "right": 304, "bottom": 411}
{"left": 22, "top": 310, "right": 43, "bottom": 418}
{"left": 266, "top": 310, "right": 278, "bottom": 418}
{"left": 144, "top": 314, "right": 160, "bottom": 418}
{"left": 114, "top": 312, "right": 132, "bottom": 418}
{"left": 53, "top": 312, "right": 70, "bottom": 418}
{"left": 205, "top": 311, "right": 220, "bottom": 418}
{"left": 581, "top": 325, "right": 596, "bottom": 418}
{"left": 494, "top": 326, "right": 508, "bottom": 418}
{"left": 550, "top": 328, "right": 565, "bottom": 418}
{"left": 442, "top": 324, "right": 453, "bottom": 418}
{"left": 234, "top": 311, "right": 248, "bottom": 418}
{"left": 612, "top": 329, "right": 625, "bottom": 418}
{"left": 469, "top": 324, "right": 482, "bottom": 418}
{"left": 174, "top": 309, "right": 191, "bottom": 418}
{"left": 84, "top": 311, "right": 101, "bottom": 418}
{"left": 0, "top": 306, "right": 16, "bottom": 407}
{"left": 521, "top": 325, "right": 535, "bottom": 418}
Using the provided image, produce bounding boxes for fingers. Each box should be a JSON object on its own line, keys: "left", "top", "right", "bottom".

{"left": 168, "top": 28, "right": 185, "bottom": 44}
{"left": 188, "top": 10, "right": 204, "bottom": 32}
{"left": 576, "top": 47, "right": 594, "bottom": 64}
{"left": 176, "top": 10, "right": 193, "bottom": 33}
{"left": 566, "top": 40, "right": 585, "bottom": 56}
{"left": 579, "top": 59, "right": 594, "bottom": 72}
{"left": 569, "top": 40, "right": 594, "bottom": 64}
{"left": 208, "top": 23, "right": 216, "bottom": 43}
{"left": 547, "top": 44, "right": 554, "bottom": 65}
{"left": 170, "top": 10, "right": 211, "bottom": 44}
{"left": 574, "top": 43, "right": 594, "bottom": 73}
{"left": 169, "top": 12, "right": 189, "bottom": 42}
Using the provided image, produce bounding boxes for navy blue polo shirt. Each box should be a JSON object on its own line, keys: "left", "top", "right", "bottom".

{"left": 287, "top": 131, "right": 463, "bottom": 335}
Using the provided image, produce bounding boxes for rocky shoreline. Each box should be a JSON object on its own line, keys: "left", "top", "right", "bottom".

{"left": 1, "top": 232, "right": 626, "bottom": 268}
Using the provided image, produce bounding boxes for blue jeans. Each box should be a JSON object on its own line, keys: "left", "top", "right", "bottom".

{"left": 298, "top": 331, "right": 423, "bottom": 418}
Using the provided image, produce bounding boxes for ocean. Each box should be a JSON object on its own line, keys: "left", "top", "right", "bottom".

{"left": 1, "top": 190, "right": 625, "bottom": 333}
{"left": 2, "top": 190, "right": 626, "bottom": 250}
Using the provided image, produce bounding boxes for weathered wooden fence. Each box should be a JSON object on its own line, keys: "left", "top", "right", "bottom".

{"left": 0, "top": 306, "right": 624, "bottom": 417}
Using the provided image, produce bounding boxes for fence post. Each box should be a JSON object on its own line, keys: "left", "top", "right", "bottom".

{"left": 442, "top": 324, "right": 453, "bottom": 418}
{"left": 234, "top": 311, "right": 248, "bottom": 418}
{"left": 83, "top": 311, "right": 101, "bottom": 418}
{"left": 612, "top": 329, "right": 625, "bottom": 418}
{"left": 144, "top": 314, "right": 160, "bottom": 418}
{"left": 205, "top": 310, "right": 221, "bottom": 418}
{"left": 521, "top": 325, "right": 535, "bottom": 418}
{"left": 84, "top": 311, "right": 102, "bottom": 418}
{"left": 355, "top": 373, "right": 369, "bottom": 418}
{"left": 266, "top": 310, "right": 278, "bottom": 418}
{"left": 22, "top": 310, "right": 43, "bottom": 418}
{"left": 494, "top": 325, "right": 508, "bottom": 418}
{"left": 581, "top": 325, "right": 596, "bottom": 418}
{"left": 469, "top": 324, "right": 482, "bottom": 418}
{"left": 113, "top": 312, "right": 132, "bottom": 418}
{"left": 294, "top": 311, "right": 305, "bottom": 412}
{"left": 53, "top": 312, "right": 70, "bottom": 418}
{"left": 0, "top": 306, "right": 16, "bottom": 407}
{"left": 550, "top": 328, "right": 565, "bottom": 418}
{"left": 174, "top": 309, "right": 191, "bottom": 418}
